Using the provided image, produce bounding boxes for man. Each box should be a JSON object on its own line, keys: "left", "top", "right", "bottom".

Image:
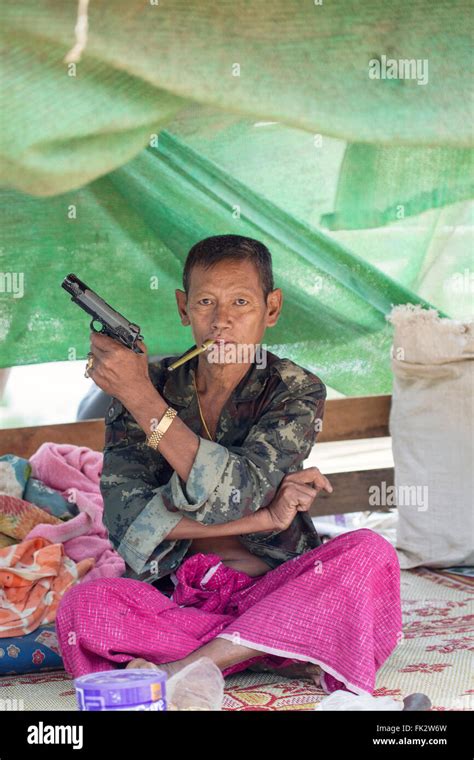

{"left": 56, "top": 235, "right": 402, "bottom": 694}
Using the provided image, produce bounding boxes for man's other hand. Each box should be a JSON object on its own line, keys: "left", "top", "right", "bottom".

{"left": 259, "top": 467, "right": 333, "bottom": 533}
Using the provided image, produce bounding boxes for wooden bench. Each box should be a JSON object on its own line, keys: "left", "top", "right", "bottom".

{"left": 0, "top": 395, "right": 393, "bottom": 518}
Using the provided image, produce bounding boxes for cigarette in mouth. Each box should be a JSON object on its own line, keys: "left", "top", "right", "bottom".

{"left": 167, "top": 338, "right": 216, "bottom": 372}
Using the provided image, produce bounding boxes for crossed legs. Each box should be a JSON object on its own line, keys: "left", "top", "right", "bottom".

{"left": 125, "top": 636, "right": 322, "bottom": 685}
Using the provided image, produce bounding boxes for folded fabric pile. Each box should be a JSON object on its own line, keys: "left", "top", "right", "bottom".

{"left": 24, "top": 443, "right": 125, "bottom": 582}
{"left": 0, "top": 443, "right": 126, "bottom": 643}
{"left": 0, "top": 455, "right": 77, "bottom": 550}
{"left": 0, "top": 494, "right": 63, "bottom": 544}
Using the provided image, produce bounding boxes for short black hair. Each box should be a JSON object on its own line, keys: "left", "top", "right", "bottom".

{"left": 183, "top": 234, "right": 274, "bottom": 301}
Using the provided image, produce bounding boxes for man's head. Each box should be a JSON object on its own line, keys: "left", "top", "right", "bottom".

{"left": 176, "top": 234, "right": 282, "bottom": 352}
{"left": 182, "top": 235, "right": 274, "bottom": 301}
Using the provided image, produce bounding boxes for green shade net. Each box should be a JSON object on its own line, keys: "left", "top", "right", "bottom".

{"left": 1, "top": 0, "right": 472, "bottom": 395}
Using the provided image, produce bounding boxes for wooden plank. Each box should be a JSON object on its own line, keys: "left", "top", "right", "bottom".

{"left": 0, "top": 409, "right": 395, "bottom": 517}
{"left": 0, "top": 394, "right": 392, "bottom": 458}
{"left": 318, "top": 395, "right": 391, "bottom": 442}
{"left": 309, "top": 467, "right": 395, "bottom": 516}
{"left": 0, "top": 420, "right": 105, "bottom": 458}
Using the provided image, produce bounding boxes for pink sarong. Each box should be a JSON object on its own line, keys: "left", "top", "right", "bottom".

{"left": 55, "top": 528, "right": 402, "bottom": 694}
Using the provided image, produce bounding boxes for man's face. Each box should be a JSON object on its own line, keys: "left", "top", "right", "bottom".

{"left": 176, "top": 259, "right": 282, "bottom": 354}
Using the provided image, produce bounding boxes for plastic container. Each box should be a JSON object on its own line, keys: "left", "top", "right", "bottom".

{"left": 74, "top": 668, "right": 167, "bottom": 711}
{"left": 166, "top": 657, "right": 224, "bottom": 710}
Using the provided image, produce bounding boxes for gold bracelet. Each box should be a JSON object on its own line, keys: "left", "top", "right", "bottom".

{"left": 145, "top": 406, "right": 178, "bottom": 450}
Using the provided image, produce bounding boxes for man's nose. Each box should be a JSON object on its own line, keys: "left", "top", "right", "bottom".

{"left": 211, "top": 304, "right": 232, "bottom": 330}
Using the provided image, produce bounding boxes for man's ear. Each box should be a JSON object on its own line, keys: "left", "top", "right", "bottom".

{"left": 265, "top": 288, "right": 283, "bottom": 328}
{"left": 175, "top": 289, "right": 191, "bottom": 326}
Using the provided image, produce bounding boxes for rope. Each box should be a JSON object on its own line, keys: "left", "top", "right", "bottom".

{"left": 64, "top": 0, "right": 90, "bottom": 64}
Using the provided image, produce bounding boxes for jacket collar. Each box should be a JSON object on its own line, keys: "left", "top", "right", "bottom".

{"left": 161, "top": 345, "right": 272, "bottom": 407}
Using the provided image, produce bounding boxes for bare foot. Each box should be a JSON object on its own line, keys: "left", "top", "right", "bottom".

{"left": 249, "top": 661, "right": 322, "bottom": 687}
{"left": 124, "top": 658, "right": 180, "bottom": 677}
{"left": 125, "top": 657, "right": 160, "bottom": 671}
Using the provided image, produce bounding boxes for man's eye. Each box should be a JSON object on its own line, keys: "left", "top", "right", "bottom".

{"left": 197, "top": 298, "right": 248, "bottom": 305}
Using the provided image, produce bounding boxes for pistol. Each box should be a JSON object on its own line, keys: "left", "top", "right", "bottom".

{"left": 62, "top": 273, "right": 145, "bottom": 353}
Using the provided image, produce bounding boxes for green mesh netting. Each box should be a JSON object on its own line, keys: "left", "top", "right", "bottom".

{"left": 1, "top": 0, "right": 472, "bottom": 395}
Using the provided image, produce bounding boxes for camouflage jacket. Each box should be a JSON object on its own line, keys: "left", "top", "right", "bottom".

{"left": 100, "top": 346, "right": 327, "bottom": 584}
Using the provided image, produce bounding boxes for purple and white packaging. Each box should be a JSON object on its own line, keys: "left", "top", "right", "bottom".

{"left": 74, "top": 668, "right": 167, "bottom": 711}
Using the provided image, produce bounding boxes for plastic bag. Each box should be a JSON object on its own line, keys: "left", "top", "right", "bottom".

{"left": 166, "top": 657, "right": 225, "bottom": 711}
{"left": 316, "top": 691, "right": 403, "bottom": 711}
{"left": 316, "top": 690, "right": 432, "bottom": 711}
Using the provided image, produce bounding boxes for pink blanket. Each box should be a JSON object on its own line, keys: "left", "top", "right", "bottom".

{"left": 25, "top": 443, "right": 125, "bottom": 583}
{"left": 56, "top": 529, "right": 402, "bottom": 694}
